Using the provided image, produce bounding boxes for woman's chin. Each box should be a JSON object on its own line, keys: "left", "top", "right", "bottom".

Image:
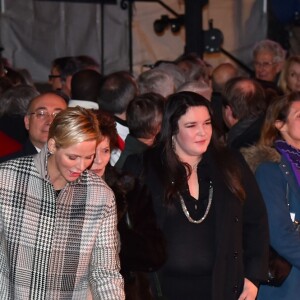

{"left": 91, "top": 169, "right": 104, "bottom": 177}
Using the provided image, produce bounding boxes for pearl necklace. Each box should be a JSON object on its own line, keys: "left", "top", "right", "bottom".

{"left": 179, "top": 181, "right": 213, "bottom": 224}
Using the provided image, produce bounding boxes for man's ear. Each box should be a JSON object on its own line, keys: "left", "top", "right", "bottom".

{"left": 47, "top": 138, "right": 57, "bottom": 154}
{"left": 223, "top": 105, "right": 237, "bottom": 128}
{"left": 24, "top": 115, "right": 30, "bottom": 130}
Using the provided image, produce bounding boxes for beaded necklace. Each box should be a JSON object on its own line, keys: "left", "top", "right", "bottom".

{"left": 179, "top": 181, "right": 213, "bottom": 224}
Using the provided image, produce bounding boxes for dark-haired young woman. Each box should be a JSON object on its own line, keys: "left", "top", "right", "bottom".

{"left": 123, "top": 91, "right": 269, "bottom": 300}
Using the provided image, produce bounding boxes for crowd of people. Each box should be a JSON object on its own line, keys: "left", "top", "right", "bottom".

{"left": 0, "top": 38, "right": 299, "bottom": 299}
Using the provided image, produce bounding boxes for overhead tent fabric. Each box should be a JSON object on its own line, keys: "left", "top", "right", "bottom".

{"left": 0, "top": 0, "right": 266, "bottom": 82}
{"left": 0, "top": 0, "right": 130, "bottom": 81}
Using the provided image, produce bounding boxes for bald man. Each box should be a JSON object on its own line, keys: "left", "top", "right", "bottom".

{"left": 177, "top": 80, "right": 212, "bottom": 100}
{"left": 222, "top": 77, "right": 266, "bottom": 149}
{"left": 0, "top": 92, "right": 67, "bottom": 162}
{"left": 211, "top": 63, "right": 239, "bottom": 93}
{"left": 210, "top": 63, "right": 239, "bottom": 136}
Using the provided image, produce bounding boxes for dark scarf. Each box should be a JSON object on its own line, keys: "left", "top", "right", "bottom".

{"left": 275, "top": 139, "right": 300, "bottom": 169}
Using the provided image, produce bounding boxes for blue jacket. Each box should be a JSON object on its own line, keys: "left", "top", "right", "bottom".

{"left": 244, "top": 145, "right": 300, "bottom": 299}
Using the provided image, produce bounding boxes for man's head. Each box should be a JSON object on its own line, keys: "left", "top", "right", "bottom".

{"left": 127, "top": 92, "right": 165, "bottom": 145}
{"left": 0, "top": 85, "right": 39, "bottom": 117}
{"left": 222, "top": 77, "right": 266, "bottom": 128}
{"left": 48, "top": 56, "right": 83, "bottom": 97}
{"left": 48, "top": 56, "right": 72, "bottom": 91}
{"left": 71, "top": 69, "right": 102, "bottom": 102}
{"left": 137, "top": 68, "right": 175, "bottom": 97}
{"left": 253, "top": 39, "right": 286, "bottom": 82}
{"left": 174, "top": 53, "right": 210, "bottom": 83}
{"left": 155, "top": 62, "right": 186, "bottom": 90}
{"left": 177, "top": 80, "right": 212, "bottom": 101}
{"left": 211, "top": 63, "right": 239, "bottom": 93}
{"left": 97, "top": 71, "right": 138, "bottom": 120}
{"left": 24, "top": 92, "right": 67, "bottom": 149}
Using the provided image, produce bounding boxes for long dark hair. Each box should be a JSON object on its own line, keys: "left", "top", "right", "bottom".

{"left": 159, "top": 91, "right": 245, "bottom": 204}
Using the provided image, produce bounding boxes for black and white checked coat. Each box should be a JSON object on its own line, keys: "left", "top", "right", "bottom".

{"left": 0, "top": 146, "right": 125, "bottom": 299}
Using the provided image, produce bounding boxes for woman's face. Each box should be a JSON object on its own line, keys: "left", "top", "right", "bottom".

{"left": 287, "top": 62, "right": 300, "bottom": 92}
{"left": 277, "top": 100, "right": 300, "bottom": 149}
{"left": 90, "top": 136, "right": 111, "bottom": 177}
{"left": 173, "top": 105, "right": 212, "bottom": 164}
{"left": 48, "top": 139, "right": 96, "bottom": 188}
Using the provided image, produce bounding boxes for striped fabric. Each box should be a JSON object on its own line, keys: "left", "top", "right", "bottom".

{"left": 0, "top": 148, "right": 124, "bottom": 299}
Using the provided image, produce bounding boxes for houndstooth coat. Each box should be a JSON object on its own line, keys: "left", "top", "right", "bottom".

{"left": 0, "top": 146, "right": 124, "bottom": 299}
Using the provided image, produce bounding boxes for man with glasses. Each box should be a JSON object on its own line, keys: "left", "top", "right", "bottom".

{"left": 252, "top": 39, "right": 286, "bottom": 83}
{"left": 48, "top": 56, "right": 83, "bottom": 99}
{"left": 0, "top": 92, "right": 67, "bottom": 162}
{"left": 48, "top": 56, "right": 71, "bottom": 91}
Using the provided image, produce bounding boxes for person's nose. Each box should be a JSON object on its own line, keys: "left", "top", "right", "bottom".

{"left": 197, "top": 125, "right": 205, "bottom": 136}
{"left": 93, "top": 151, "right": 102, "bottom": 164}
{"left": 76, "top": 159, "right": 87, "bottom": 172}
{"left": 44, "top": 113, "right": 56, "bottom": 125}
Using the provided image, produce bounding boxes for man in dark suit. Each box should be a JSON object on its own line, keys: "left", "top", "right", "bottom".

{"left": 0, "top": 92, "right": 67, "bottom": 162}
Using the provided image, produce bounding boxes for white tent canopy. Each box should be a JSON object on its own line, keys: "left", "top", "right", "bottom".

{"left": 0, "top": 0, "right": 267, "bottom": 82}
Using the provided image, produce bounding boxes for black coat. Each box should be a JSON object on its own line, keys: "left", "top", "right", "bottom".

{"left": 227, "top": 114, "right": 265, "bottom": 150}
{"left": 104, "top": 165, "right": 166, "bottom": 300}
{"left": 124, "top": 146, "right": 269, "bottom": 300}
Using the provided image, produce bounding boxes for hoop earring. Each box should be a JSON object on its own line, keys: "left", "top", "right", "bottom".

{"left": 172, "top": 136, "right": 176, "bottom": 151}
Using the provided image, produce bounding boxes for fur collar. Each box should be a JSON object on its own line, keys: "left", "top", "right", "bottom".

{"left": 240, "top": 145, "right": 281, "bottom": 173}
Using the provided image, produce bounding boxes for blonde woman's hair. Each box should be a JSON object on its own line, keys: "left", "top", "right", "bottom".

{"left": 279, "top": 55, "right": 300, "bottom": 93}
{"left": 48, "top": 106, "right": 100, "bottom": 148}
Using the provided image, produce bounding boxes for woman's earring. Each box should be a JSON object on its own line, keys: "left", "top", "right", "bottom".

{"left": 48, "top": 138, "right": 56, "bottom": 155}
{"left": 172, "top": 136, "right": 176, "bottom": 151}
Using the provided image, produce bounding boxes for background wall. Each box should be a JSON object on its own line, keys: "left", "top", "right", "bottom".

{"left": 0, "top": 0, "right": 267, "bottom": 82}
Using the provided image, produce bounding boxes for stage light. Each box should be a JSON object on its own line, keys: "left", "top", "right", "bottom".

{"left": 153, "top": 15, "right": 169, "bottom": 34}
{"left": 170, "top": 15, "right": 184, "bottom": 33}
{"left": 154, "top": 15, "right": 184, "bottom": 34}
{"left": 204, "top": 19, "right": 223, "bottom": 53}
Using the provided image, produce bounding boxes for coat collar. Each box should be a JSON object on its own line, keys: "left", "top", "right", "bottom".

{"left": 33, "top": 144, "right": 49, "bottom": 180}
{"left": 241, "top": 145, "right": 281, "bottom": 173}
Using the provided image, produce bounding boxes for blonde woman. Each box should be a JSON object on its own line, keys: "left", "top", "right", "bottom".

{"left": 279, "top": 55, "right": 300, "bottom": 93}
{"left": 0, "top": 107, "right": 124, "bottom": 299}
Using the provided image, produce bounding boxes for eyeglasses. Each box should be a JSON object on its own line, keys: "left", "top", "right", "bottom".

{"left": 254, "top": 61, "right": 276, "bottom": 69}
{"left": 48, "top": 74, "right": 61, "bottom": 80}
{"left": 29, "top": 109, "right": 61, "bottom": 120}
